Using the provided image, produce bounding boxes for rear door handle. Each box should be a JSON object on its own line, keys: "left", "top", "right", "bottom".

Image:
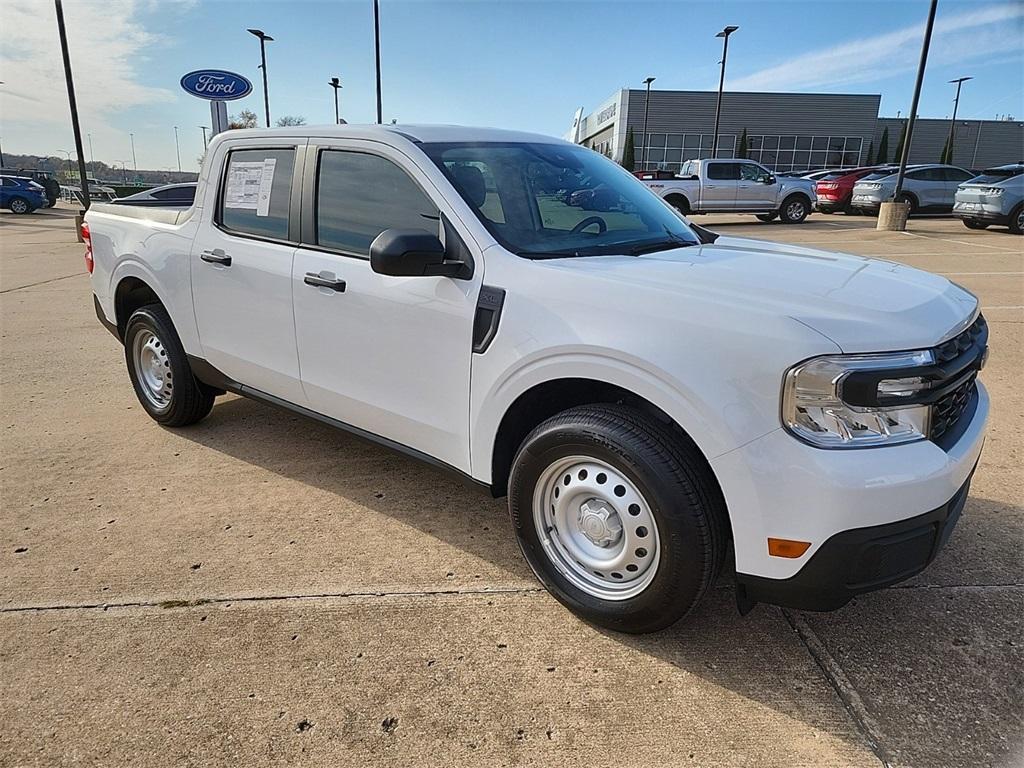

{"left": 304, "top": 272, "right": 346, "bottom": 292}
{"left": 200, "top": 249, "right": 231, "bottom": 266}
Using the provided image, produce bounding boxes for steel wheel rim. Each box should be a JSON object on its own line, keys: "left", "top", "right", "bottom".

{"left": 786, "top": 200, "right": 805, "bottom": 220}
{"left": 1016, "top": 209, "right": 1023, "bottom": 230}
{"left": 11, "top": 199, "right": 28, "bottom": 213}
{"left": 533, "top": 455, "right": 661, "bottom": 601}
{"left": 131, "top": 329, "right": 173, "bottom": 411}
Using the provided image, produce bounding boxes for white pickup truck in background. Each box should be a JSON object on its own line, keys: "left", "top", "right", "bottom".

{"left": 84, "top": 125, "right": 988, "bottom": 633}
{"left": 640, "top": 158, "right": 817, "bottom": 223}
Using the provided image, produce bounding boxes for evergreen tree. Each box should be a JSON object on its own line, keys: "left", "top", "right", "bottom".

{"left": 621, "top": 128, "right": 636, "bottom": 171}
{"left": 865, "top": 140, "right": 875, "bottom": 165}
{"left": 892, "top": 120, "right": 909, "bottom": 165}
{"left": 736, "top": 128, "right": 748, "bottom": 159}
{"left": 876, "top": 128, "right": 889, "bottom": 164}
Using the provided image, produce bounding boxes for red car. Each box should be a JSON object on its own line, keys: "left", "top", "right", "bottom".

{"left": 816, "top": 165, "right": 899, "bottom": 213}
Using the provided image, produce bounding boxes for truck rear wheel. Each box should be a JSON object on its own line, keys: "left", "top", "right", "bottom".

{"left": 508, "top": 404, "right": 726, "bottom": 634}
{"left": 124, "top": 305, "right": 215, "bottom": 427}
{"left": 779, "top": 195, "right": 810, "bottom": 223}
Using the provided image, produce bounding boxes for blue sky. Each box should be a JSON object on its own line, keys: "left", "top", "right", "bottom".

{"left": 2, "top": 0, "right": 1021, "bottom": 172}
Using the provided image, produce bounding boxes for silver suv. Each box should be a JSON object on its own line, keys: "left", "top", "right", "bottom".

{"left": 851, "top": 164, "right": 976, "bottom": 214}
{"left": 954, "top": 163, "right": 1024, "bottom": 234}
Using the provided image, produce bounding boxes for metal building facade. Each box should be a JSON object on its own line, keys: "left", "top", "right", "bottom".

{"left": 574, "top": 89, "right": 1023, "bottom": 173}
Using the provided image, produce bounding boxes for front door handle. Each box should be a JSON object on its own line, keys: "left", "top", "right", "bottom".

{"left": 200, "top": 249, "right": 231, "bottom": 266}
{"left": 304, "top": 272, "right": 346, "bottom": 292}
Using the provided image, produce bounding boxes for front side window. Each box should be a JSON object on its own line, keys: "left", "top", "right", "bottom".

{"left": 422, "top": 141, "right": 699, "bottom": 258}
{"left": 316, "top": 150, "right": 439, "bottom": 255}
{"left": 739, "top": 163, "right": 767, "bottom": 181}
{"left": 219, "top": 148, "right": 295, "bottom": 240}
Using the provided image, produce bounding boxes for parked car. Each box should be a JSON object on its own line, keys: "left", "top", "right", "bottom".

{"left": 816, "top": 165, "right": 899, "bottom": 214}
{"left": 0, "top": 176, "right": 48, "bottom": 214}
{"left": 644, "top": 158, "right": 817, "bottom": 222}
{"left": 85, "top": 124, "right": 989, "bottom": 633}
{"left": 113, "top": 182, "right": 197, "bottom": 207}
{"left": 0, "top": 168, "right": 59, "bottom": 207}
{"left": 953, "top": 163, "right": 1024, "bottom": 234}
{"left": 850, "top": 164, "right": 976, "bottom": 214}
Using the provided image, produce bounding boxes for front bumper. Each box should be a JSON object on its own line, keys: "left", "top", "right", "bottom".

{"left": 735, "top": 471, "right": 972, "bottom": 611}
{"left": 712, "top": 380, "right": 988, "bottom": 609}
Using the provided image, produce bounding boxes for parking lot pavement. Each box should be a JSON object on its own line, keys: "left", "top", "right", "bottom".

{"left": 1, "top": 207, "right": 1021, "bottom": 767}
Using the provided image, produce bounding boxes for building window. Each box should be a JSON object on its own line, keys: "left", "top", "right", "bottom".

{"left": 635, "top": 133, "right": 736, "bottom": 171}
{"left": 743, "top": 135, "right": 863, "bottom": 172}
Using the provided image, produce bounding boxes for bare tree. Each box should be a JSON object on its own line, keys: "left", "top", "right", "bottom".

{"left": 228, "top": 109, "right": 259, "bottom": 129}
{"left": 275, "top": 115, "right": 307, "bottom": 127}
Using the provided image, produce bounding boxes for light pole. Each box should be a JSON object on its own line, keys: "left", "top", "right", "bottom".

{"left": 945, "top": 76, "right": 972, "bottom": 164}
{"left": 200, "top": 125, "right": 209, "bottom": 149}
{"left": 130, "top": 132, "right": 137, "bottom": 171}
{"left": 373, "top": 0, "right": 383, "bottom": 124}
{"left": 247, "top": 28, "right": 273, "bottom": 127}
{"left": 892, "top": 0, "right": 938, "bottom": 204}
{"left": 120, "top": 161, "right": 128, "bottom": 185}
{"left": 712, "top": 25, "right": 738, "bottom": 158}
{"left": 329, "top": 77, "right": 342, "bottom": 124}
{"left": 87, "top": 132, "right": 94, "bottom": 164}
{"left": 641, "top": 76, "right": 655, "bottom": 171}
{"left": 54, "top": 0, "right": 91, "bottom": 208}
{"left": 173, "top": 126, "right": 181, "bottom": 172}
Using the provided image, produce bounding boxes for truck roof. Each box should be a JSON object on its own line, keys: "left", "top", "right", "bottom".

{"left": 214, "top": 124, "right": 566, "bottom": 146}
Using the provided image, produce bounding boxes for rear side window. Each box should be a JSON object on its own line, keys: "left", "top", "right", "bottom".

{"left": 316, "top": 150, "right": 439, "bottom": 256}
{"left": 706, "top": 162, "right": 740, "bottom": 180}
{"left": 219, "top": 148, "right": 295, "bottom": 240}
{"left": 942, "top": 168, "right": 974, "bottom": 182}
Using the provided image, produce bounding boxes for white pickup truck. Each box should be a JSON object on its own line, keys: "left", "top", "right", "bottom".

{"left": 85, "top": 125, "right": 988, "bottom": 633}
{"left": 640, "top": 158, "right": 817, "bottom": 223}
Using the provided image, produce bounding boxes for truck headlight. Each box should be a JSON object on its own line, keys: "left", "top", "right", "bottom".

{"left": 782, "top": 350, "right": 934, "bottom": 448}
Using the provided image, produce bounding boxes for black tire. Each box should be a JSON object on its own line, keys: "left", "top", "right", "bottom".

{"left": 778, "top": 195, "right": 810, "bottom": 223}
{"left": 962, "top": 218, "right": 989, "bottom": 230}
{"left": 1008, "top": 204, "right": 1023, "bottom": 235}
{"left": 755, "top": 212, "right": 778, "bottom": 222}
{"left": 8, "top": 196, "right": 32, "bottom": 215}
{"left": 508, "top": 404, "right": 727, "bottom": 634}
{"left": 123, "top": 304, "right": 215, "bottom": 427}
{"left": 665, "top": 194, "right": 690, "bottom": 215}
{"left": 896, "top": 192, "right": 918, "bottom": 215}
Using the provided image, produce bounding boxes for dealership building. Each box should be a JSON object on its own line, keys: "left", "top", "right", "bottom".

{"left": 570, "top": 89, "right": 1023, "bottom": 173}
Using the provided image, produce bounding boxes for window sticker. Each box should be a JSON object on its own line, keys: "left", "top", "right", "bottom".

{"left": 224, "top": 158, "right": 277, "bottom": 216}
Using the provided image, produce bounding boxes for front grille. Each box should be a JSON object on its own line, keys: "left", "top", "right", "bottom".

{"left": 928, "top": 314, "right": 986, "bottom": 442}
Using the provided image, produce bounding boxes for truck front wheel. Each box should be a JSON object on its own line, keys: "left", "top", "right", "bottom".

{"left": 508, "top": 404, "right": 727, "bottom": 634}
{"left": 755, "top": 212, "right": 778, "bottom": 222}
{"left": 779, "top": 195, "right": 810, "bottom": 223}
{"left": 124, "top": 305, "right": 215, "bottom": 427}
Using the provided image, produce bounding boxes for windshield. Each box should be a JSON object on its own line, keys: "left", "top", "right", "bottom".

{"left": 421, "top": 141, "right": 700, "bottom": 258}
{"left": 968, "top": 167, "right": 1023, "bottom": 184}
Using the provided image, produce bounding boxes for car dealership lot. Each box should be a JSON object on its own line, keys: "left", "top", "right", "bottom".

{"left": 1, "top": 207, "right": 1021, "bottom": 767}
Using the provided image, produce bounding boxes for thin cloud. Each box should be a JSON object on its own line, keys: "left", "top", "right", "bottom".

{"left": 729, "top": 3, "right": 1024, "bottom": 92}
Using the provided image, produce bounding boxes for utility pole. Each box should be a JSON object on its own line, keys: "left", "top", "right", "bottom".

{"left": 248, "top": 28, "right": 274, "bottom": 127}
{"left": 329, "top": 77, "right": 342, "bottom": 124}
{"left": 712, "top": 25, "right": 739, "bottom": 158}
{"left": 54, "top": 0, "right": 91, "bottom": 208}
{"left": 130, "top": 132, "right": 137, "bottom": 171}
{"left": 174, "top": 126, "right": 181, "bottom": 172}
{"left": 373, "top": 0, "right": 383, "bottom": 124}
{"left": 641, "top": 76, "right": 655, "bottom": 171}
{"left": 945, "top": 77, "right": 972, "bottom": 165}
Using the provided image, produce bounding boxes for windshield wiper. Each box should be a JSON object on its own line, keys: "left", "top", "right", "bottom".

{"left": 625, "top": 237, "right": 696, "bottom": 256}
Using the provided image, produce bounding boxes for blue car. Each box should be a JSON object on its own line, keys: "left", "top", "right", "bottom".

{"left": 1, "top": 176, "right": 49, "bottom": 214}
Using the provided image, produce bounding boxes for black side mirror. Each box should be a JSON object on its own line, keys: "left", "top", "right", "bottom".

{"left": 369, "top": 228, "right": 466, "bottom": 278}
{"left": 760, "top": 174, "right": 776, "bottom": 184}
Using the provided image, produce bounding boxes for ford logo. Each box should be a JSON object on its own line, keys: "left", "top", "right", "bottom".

{"left": 180, "top": 70, "right": 253, "bottom": 101}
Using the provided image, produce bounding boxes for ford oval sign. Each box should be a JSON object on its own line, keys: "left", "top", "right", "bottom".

{"left": 180, "top": 70, "right": 252, "bottom": 101}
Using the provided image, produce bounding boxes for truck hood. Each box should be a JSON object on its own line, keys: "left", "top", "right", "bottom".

{"left": 546, "top": 235, "right": 977, "bottom": 353}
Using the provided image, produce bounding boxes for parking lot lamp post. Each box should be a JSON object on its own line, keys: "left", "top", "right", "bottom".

{"left": 174, "top": 126, "right": 181, "bottom": 173}
{"left": 130, "top": 132, "right": 137, "bottom": 171}
{"left": 54, "top": 0, "right": 90, "bottom": 209}
{"left": 373, "top": 0, "right": 383, "bottom": 124}
{"left": 892, "top": 0, "right": 937, "bottom": 204}
{"left": 329, "top": 77, "right": 342, "bottom": 124}
{"left": 945, "top": 76, "right": 972, "bottom": 164}
{"left": 247, "top": 28, "right": 274, "bottom": 127}
{"left": 712, "top": 25, "right": 738, "bottom": 159}
{"left": 58, "top": 149, "right": 74, "bottom": 176}
{"left": 200, "top": 126, "right": 208, "bottom": 149}
{"left": 641, "top": 76, "right": 655, "bottom": 171}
